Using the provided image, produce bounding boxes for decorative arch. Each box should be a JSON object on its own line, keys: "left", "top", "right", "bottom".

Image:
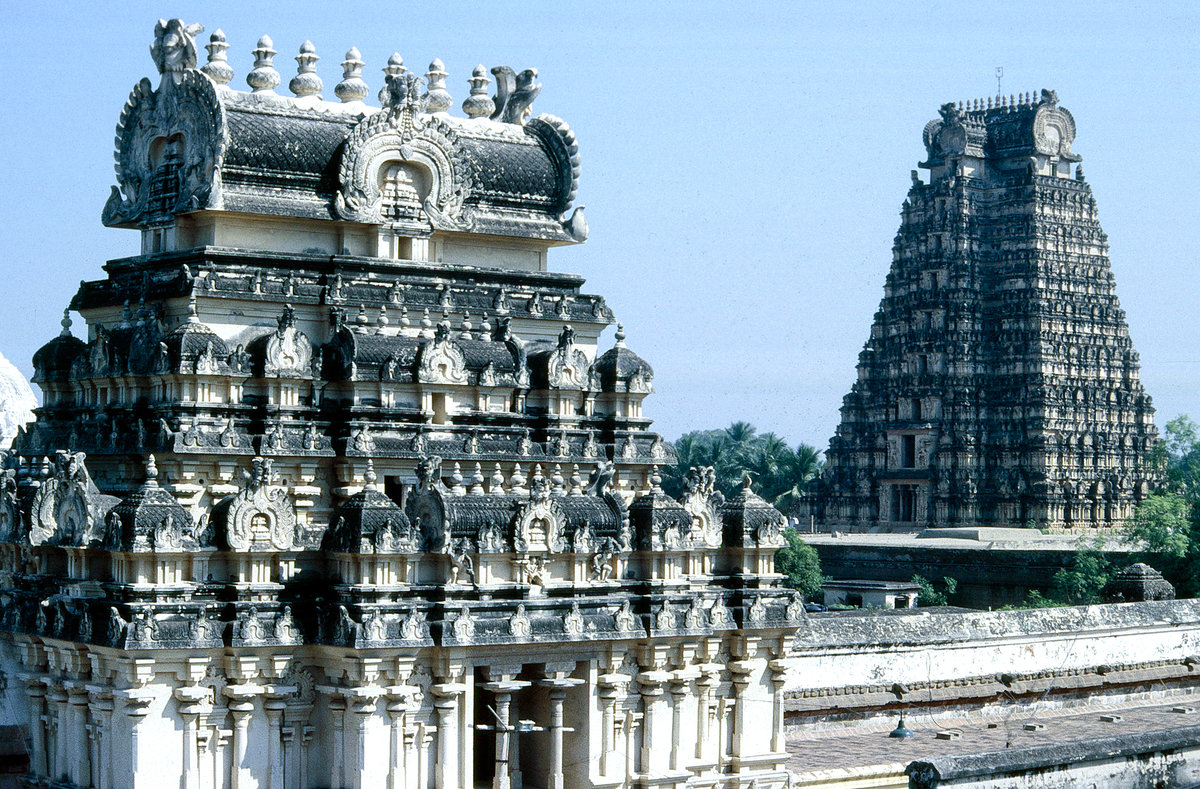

{"left": 335, "top": 113, "right": 469, "bottom": 231}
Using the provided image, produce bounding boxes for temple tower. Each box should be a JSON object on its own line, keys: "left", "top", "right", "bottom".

{"left": 0, "top": 20, "right": 799, "bottom": 789}
{"left": 816, "top": 91, "right": 1157, "bottom": 532}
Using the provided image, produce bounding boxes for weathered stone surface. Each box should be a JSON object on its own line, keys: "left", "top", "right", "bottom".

{"left": 811, "top": 92, "right": 1157, "bottom": 532}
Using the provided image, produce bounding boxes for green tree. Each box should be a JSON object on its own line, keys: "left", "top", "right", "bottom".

{"left": 775, "top": 528, "right": 824, "bottom": 598}
{"left": 912, "top": 574, "right": 958, "bottom": 606}
{"left": 660, "top": 422, "right": 823, "bottom": 514}
{"left": 1127, "top": 414, "right": 1200, "bottom": 597}
{"left": 1048, "top": 544, "right": 1111, "bottom": 605}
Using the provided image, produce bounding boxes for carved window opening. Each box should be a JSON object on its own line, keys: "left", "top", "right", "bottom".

{"left": 912, "top": 398, "right": 922, "bottom": 421}
{"left": 901, "top": 435, "right": 916, "bottom": 468}
{"left": 378, "top": 161, "right": 432, "bottom": 261}
{"left": 432, "top": 393, "right": 447, "bottom": 425}
{"left": 250, "top": 513, "right": 272, "bottom": 545}
{"left": 917, "top": 354, "right": 929, "bottom": 376}
{"left": 148, "top": 134, "right": 185, "bottom": 218}
{"left": 528, "top": 517, "right": 548, "bottom": 549}
{"left": 891, "top": 485, "right": 916, "bottom": 522}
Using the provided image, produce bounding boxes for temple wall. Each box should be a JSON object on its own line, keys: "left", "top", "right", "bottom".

{"left": 784, "top": 601, "right": 1200, "bottom": 724}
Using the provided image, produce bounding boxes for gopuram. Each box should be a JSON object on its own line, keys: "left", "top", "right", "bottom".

{"left": 812, "top": 91, "right": 1159, "bottom": 532}
{"left": 0, "top": 20, "right": 801, "bottom": 789}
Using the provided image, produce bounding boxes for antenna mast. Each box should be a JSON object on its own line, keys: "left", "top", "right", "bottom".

{"left": 995, "top": 66, "right": 1004, "bottom": 95}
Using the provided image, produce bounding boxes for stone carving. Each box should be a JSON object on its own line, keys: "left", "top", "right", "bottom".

{"left": 264, "top": 306, "right": 313, "bottom": 377}
{"left": 508, "top": 604, "right": 531, "bottom": 637}
{"left": 710, "top": 597, "right": 732, "bottom": 626}
{"left": 655, "top": 603, "right": 676, "bottom": 630}
{"left": 563, "top": 602, "right": 584, "bottom": 636}
{"left": 747, "top": 596, "right": 768, "bottom": 624}
{"left": 547, "top": 326, "right": 589, "bottom": 389}
{"left": 223, "top": 457, "right": 297, "bottom": 551}
{"left": 513, "top": 468, "right": 566, "bottom": 553}
{"left": 401, "top": 608, "right": 427, "bottom": 641}
{"left": 684, "top": 597, "right": 706, "bottom": 630}
{"left": 452, "top": 607, "right": 475, "bottom": 642}
{"left": 104, "top": 23, "right": 227, "bottom": 227}
{"left": 614, "top": 601, "right": 637, "bottom": 633}
{"left": 29, "top": 452, "right": 114, "bottom": 548}
{"left": 490, "top": 66, "right": 540, "bottom": 125}
{"left": 334, "top": 84, "right": 470, "bottom": 229}
{"left": 151, "top": 19, "right": 205, "bottom": 76}
{"left": 417, "top": 323, "right": 468, "bottom": 384}
{"left": 590, "top": 538, "right": 617, "bottom": 582}
{"left": 448, "top": 539, "right": 475, "bottom": 585}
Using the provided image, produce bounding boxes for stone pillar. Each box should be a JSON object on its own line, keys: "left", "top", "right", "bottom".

{"left": 635, "top": 669, "right": 671, "bottom": 776}
{"left": 347, "top": 687, "right": 383, "bottom": 789}
{"left": 23, "top": 678, "right": 48, "bottom": 779}
{"left": 175, "top": 687, "right": 214, "bottom": 789}
{"left": 262, "top": 686, "right": 295, "bottom": 789}
{"left": 48, "top": 682, "right": 68, "bottom": 781}
{"left": 67, "top": 683, "right": 92, "bottom": 786}
{"left": 668, "top": 668, "right": 698, "bottom": 773}
{"left": 384, "top": 691, "right": 411, "bottom": 789}
{"left": 431, "top": 682, "right": 466, "bottom": 789}
{"left": 596, "top": 674, "right": 627, "bottom": 778}
{"left": 728, "top": 660, "right": 754, "bottom": 761}
{"left": 116, "top": 690, "right": 154, "bottom": 789}
{"left": 223, "top": 685, "right": 262, "bottom": 789}
{"left": 694, "top": 665, "right": 720, "bottom": 763}
{"left": 327, "top": 695, "right": 347, "bottom": 789}
{"left": 767, "top": 660, "right": 788, "bottom": 754}
{"left": 87, "top": 686, "right": 115, "bottom": 789}
{"left": 479, "top": 679, "right": 530, "bottom": 789}
{"left": 537, "top": 676, "right": 583, "bottom": 789}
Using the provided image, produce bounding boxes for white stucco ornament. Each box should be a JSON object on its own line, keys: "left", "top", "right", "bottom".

{"left": 0, "top": 351, "right": 35, "bottom": 448}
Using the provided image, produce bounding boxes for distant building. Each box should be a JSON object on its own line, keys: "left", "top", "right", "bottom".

{"left": 0, "top": 20, "right": 800, "bottom": 789}
{"left": 814, "top": 91, "right": 1158, "bottom": 532}
{"left": 821, "top": 579, "right": 921, "bottom": 609}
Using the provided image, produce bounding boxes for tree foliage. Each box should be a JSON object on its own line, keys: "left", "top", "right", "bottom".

{"left": 661, "top": 422, "right": 823, "bottom": 514}
{"left": 775, "top": 528, "right": 824, "bottom": 598}
{"left": 1127, "top": 414, "right": 1200, "bottom": 598}
{"left": 911, "top": 574, "right": 958, "bottom": 607}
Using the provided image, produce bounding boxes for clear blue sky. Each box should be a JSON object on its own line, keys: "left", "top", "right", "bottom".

{"left": 2, "top": 2, "right": 1197, "bottom": 450}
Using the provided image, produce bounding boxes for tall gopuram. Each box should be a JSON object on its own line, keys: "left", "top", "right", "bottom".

{"left": 0, "top": 20, "right": 800, "bottom": 789}
{"left": 815, "top": 90, "right": 1158, "bottom": 532}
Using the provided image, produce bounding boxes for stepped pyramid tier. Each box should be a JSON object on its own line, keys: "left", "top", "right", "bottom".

{"left": 0, "top": 20, "right": 800, "bottom": 789}
{"left": 813, "top": 90, "right": 1158, "bottom": 532}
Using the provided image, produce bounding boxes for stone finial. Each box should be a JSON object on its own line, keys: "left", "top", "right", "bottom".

{"left": 510, "top": 464, "right": 528, "bottom": 494}
{"left": 335, "top": 47, "right": 369, "bottom": 103}
{"left": 247, "top": 35, "right": 281, "bottom": 93}
{"left": 459, "top": 312, "right": 473, "bottom": 340}
{"left": 364, "top": 459, "right": 378, "bottom": 490}
{"left": 59, "top": 309, "right": 72, "bottom": 337}
{"left": 186, "top": 290, "right": 199, "bottom": 323}
{"left": 490, "top": 463, "right": 506, "bottom": 494}
{"left": 145, "top": 455, "right": 159, "bottom": 485}
{"left": 551, "top": 464, "right": 565, "bottom": 494}
{"left": 420, "top": 308, "right": 433, "bottom": 339}
{"left": 614, "top": 323, "right": 626, "bottom": 348}
{"left": 201, "top": 29, "right": 234, "bottom": 85}
{"left": 569, "top": 464, "right": 583, "bottom": 495}
{"left": 649, "top": 465, "right": 663, "bottom": 492}
{"left": 289, "top": 41, "right": 323, "bottom": 98}
{"left": 424, "top": 59, "right": 452, "bottom": 112}
{"left": 376, "top": 305, "right": 389, "bottom": 333}
{"left": 378, "top": 53, "right": 406, "bottom": 105}
{"left": 451, "top": 462, "right": 466, "bottom": 495}
{"left": 470, "top": 463, "right": 486, "bottom": 495}
{"left": 151, "top": 19, "right": 205, "bottom": 76}
{"left": 462, "top": 65, "right": 494, "bottom": 119}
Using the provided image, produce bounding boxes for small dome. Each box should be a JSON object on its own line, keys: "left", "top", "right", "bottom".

{"left": 324, "top": 465, "right": 415, "bottom": 553}
{"left": 162, "top": 313, "right": 230, "bottom": 372}
{"left": 590, "top": 325, "right": 653, "bottom": 393}
{"left": 720, "top": 475, "right": 786, "bottom": 548}
{"left": 32, "top": 328, "right": 86, "bottom": 383}
{"left": 105, "top": 456, "right": 198, "bottom": 553}
{"left": 628, "top": 469, "right": 692, "bottom": 551}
